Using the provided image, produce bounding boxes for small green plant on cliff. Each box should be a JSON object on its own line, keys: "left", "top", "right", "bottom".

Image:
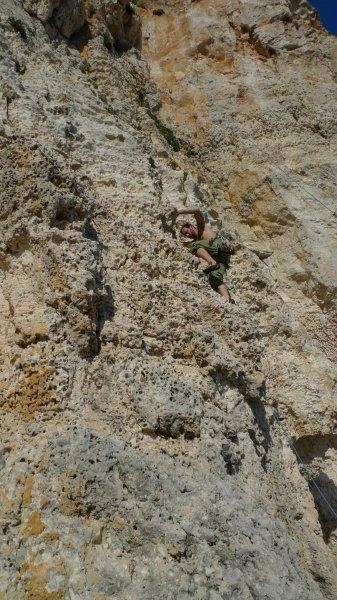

{"left": 103, "top": 31, "right": 113, "bottom": 52}
{"left": 154, "top": 118, "right": 180, "bottom": 152}
{"left": 130, "top": 0, "right": 147, "bottom": 9}
{"left": 9, "top": 17, "right": 32, "bottom": 41}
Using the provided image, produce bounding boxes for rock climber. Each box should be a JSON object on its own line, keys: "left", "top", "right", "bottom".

{"left": 173, "top": 206, "right": 234, "bottom": 301}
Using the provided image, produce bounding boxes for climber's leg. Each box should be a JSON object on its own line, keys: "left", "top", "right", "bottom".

{"left": 217, "top": 282, "right": 230, "bottom": 301}
{"left": 196, "top": 246, "right": 216, "bottom": 267}
{"left": 194, "top": 249, "right": 230, "bottom": 300}
{"left": 207, "top": 263, "right": 230, "bottom": 301}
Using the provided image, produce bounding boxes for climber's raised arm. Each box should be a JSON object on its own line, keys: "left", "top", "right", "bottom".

{"left": 175, "top": 206, "right": 205, "bottom": 237}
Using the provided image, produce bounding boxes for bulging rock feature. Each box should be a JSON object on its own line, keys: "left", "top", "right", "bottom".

{"left": 1, "top": 0, "right": 337, "bottom": 598}
{"left": 23, "top": 0, "right": 141, "bottom": 53}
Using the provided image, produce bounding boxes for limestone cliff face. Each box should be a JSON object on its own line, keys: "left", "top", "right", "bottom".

{"left": 1, "top": 0, "right": 337, "bottom": 598}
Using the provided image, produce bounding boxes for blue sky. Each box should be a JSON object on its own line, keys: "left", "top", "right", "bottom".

{"left": 309, "top": 0, "right": 337, "bottom": 34}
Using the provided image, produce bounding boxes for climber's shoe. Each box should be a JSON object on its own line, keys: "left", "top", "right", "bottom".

{"left": 203, "top": 264, "right": 218, "bottom": 275}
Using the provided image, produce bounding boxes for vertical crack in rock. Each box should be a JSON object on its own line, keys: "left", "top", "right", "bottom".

{"left": 0, "top": 136, "right": 113, "bottom": 422}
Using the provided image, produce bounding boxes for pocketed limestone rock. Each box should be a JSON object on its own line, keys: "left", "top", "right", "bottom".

{"left": 134, "top": 369, "right": 203, "bottom": 439}
{"left": 0, "top": 136, "right": 111, "bottom": 413}
{"left": 1, "top": 0, "right": 337, "bottom": 597}
{"left": 23, "top": 0, "right": 59, "bottom": 23}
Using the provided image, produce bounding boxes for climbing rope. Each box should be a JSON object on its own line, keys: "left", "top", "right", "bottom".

{"left": 250, "top": 102, "right": 337, "bottom": 217}
{"left": 273, "top": 408, "right": 337, "bottom": 522}
{"left": 253, "top": 105, "right": 337, "bottom": 521}
{"left": 271, "top": 164, "right": 337, "bottom": 217}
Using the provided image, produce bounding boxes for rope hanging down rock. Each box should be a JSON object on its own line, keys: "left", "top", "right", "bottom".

{"left": 273, "top": 409, "right": 337, "bottom": 522}
{"left": 258, "top": 103, "right": 337, "bottom": 218}
{"left": 271, "top": 164, "right": 337, "bottom": 218}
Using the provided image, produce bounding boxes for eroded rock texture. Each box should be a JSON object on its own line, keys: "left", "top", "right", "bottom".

{"left": 0, "top": 0, "right": 337, "bottom": 598}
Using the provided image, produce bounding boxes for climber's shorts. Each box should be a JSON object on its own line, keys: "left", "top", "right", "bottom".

{"left": 187, "top": 231, "right": 233, "bottom": 261}
{"left": 187, "top": 238, "right": 212, "bottom": 255}
{"left": 204, "top": 262, "right": 227, "bottom": 290}
{"left": 186, "top": 233, "right": 231, "bottom": 290}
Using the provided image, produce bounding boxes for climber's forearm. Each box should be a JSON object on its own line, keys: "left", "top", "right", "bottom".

{"left": 177, "top": 207, "right": 205, "bottom": 234}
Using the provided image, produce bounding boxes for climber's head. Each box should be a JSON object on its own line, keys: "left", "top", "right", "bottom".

{"left": 180, "top": 222, "right": 198, "bottom": 239}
